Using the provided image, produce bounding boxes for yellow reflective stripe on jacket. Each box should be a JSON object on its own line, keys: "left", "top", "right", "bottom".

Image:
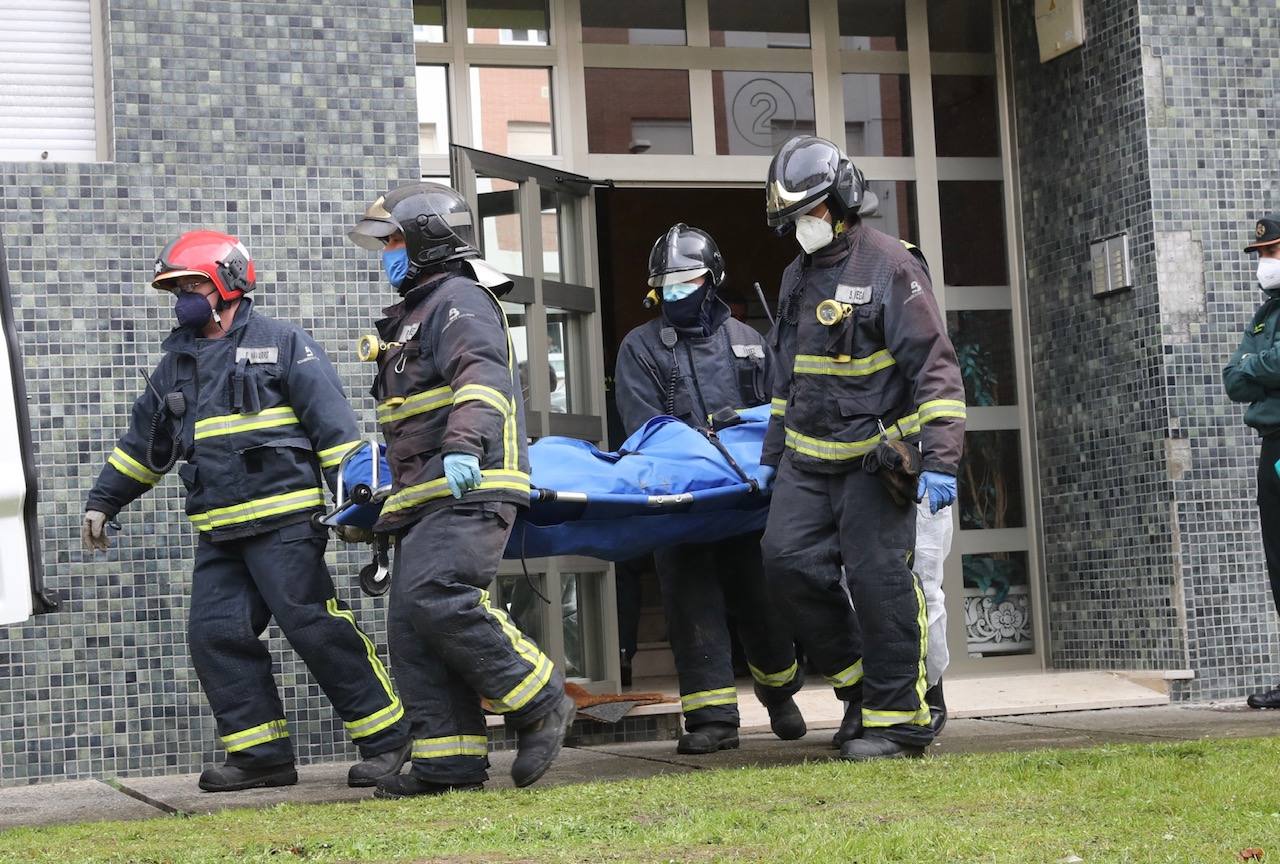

{"left": 380, "top": 470, "right": 531, "bottom": 517}
{"left": 188, "top": 487, "right": 325, "bottom": 532}
{"left": 221, "top": 718, "right": 289, "bottom": 753}
{"left": 784, "top": 398, "right": 967, "bottom": 462}
{"left": 324, "top": 598, "right": 403, "bottom": 739}
{"left": 785, "top": 427, "right": 883, "bottom": 462}
{"left": 411, "top": 735, "right": 488, "bottom": 760}
{"left": 318, "top": 440, "right": 362, "bottom": 469}
{"left": 454, "top": 384, "right": 513, "bottom": 417}
{"left": 680, "top": 687, "right": 738, "bottom": 714}
{"left": 750, "top": 661, "right": 799, "bottom": 689}
{"left": 108, "top": 446, "right": 162, "bottom": 486}
{"left": 916, "top": 399, "right": 967, "bottom": 424}
{"left": 793, "top": 350, "right": 896, "bottom": 377}
{"left": 825, "top": 658, "right": 863, "bottom": 689}
{"left": 476, "top": 588, "right": 555, "bottom": 713}
{"left": 376, "top": 385, "right": 454, "bottom": 425}
{"left": 770, "top": 398, "right": 787, "bottom": 418}
{"left": 193, "top": 406, "right": 299, "bottom": 440}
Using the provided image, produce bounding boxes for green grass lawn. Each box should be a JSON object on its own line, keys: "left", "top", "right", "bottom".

{"left": 4, "top": 738, "right": 1279, "bottom": 864}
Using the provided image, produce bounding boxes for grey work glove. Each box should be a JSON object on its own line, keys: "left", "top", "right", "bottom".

{"left": 81, "top": 510, "right": 111, "bottom": 553}
{"left": 335, "top": 524, "right": 375, "bottom": 544}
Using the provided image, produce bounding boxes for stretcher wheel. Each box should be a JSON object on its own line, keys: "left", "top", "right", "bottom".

{"left": 359, "top": 560, "right": 391, "bottom": 596}
{"left": 351, "top": 484, "right": 373, "bottom": 505}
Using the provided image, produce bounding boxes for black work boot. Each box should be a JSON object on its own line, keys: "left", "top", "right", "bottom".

{"left": 925, "top": 680, "right": 947, "bottom": 736}
{"left": 374, "top": 773, "right": 483, "bottom": 799}
{"left": 1247, "top": 685, "right": 1280, "bottom": 709}
{"left": 831, "top": 700, "right": 862, "bottom": 749}
{"left": 198, "top": 762, "right": 298, "bottom": 793}
{"left": 839, "top": 733, "right": 925, "bottom": 762}
{"left": 348, "top": 741, "right": 411, "bottom": 788}
{"left": 511, "top": 693, "right": 576, "bottom": 788}
{"left": 755, "top": 685, "right": 806, "bottom": 741}
{"left": 676, "top": 722, "right": 740, "bottom": 754}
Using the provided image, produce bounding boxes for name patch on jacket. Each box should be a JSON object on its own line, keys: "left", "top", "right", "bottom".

{"left": 836, "top": 284, "right": 872, "bottom": 305}
{"left": 732, "top": 344, "right": 765, "bottom": 359}
{"left": 399, "top": 322, "right": 421, "bottom": 342}
{"left": 236, "top": 347, "right": 279, "bottom": 364}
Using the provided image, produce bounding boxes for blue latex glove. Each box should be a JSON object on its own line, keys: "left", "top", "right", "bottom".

{"left": 753, "top": 465, "right": 776, "bottom": 491}
{"left": 916, "top": 471, "right": 957, "bottom": 514}
{"left": 442, "top": 453, "right": 483, "bottom": 499}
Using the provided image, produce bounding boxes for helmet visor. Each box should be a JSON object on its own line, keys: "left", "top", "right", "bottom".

{"left": 648, "top": 267, "right": 709, "bottom": 289}
{"left": 765, "top": 138, "right": 839, "bottom": 227}
{"left": 348, "top": 193, "right": 401, "bottom": 250}
{"left": 348, "top": 218, "right": 399, "bottom": 251}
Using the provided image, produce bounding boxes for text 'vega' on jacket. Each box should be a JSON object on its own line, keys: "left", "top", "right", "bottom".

{"left": 370, "top": 274, "right": 531, "bottom": 531}
{"left": 86, "top": 300, "right": 364, "bottom": 540}
{"left": 762, "top": 225, "right": 966, "bottom": 475}
{"left": 1224, "top": 294, "right": 1280, "bottom": 436}
{"left": 613, "top": 302, "right": 773, "bottom": 437}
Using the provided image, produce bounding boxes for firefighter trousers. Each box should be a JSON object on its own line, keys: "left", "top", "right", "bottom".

{"left": 188, "top": 520, "right": 408, "bottom": 768}
{"left": 389, "top": 502, "right": 564, "bottom": 785}
{"left": 762, "top": 457, "right": 932, "bottom": 748}
{"left": 653, "top": 533, "right": 801, "bottom": 730}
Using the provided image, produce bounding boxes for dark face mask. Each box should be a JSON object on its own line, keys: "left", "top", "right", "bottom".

{"left": 662, "top": 284, "right": 711, "bottom": 330}
{"left": 174, "top": 291, "right": 214, "bottom": 331}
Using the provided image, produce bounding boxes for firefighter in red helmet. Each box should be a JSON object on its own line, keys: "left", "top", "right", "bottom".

{"left": 82, "top": 230, "right": 410, "bottom": 792}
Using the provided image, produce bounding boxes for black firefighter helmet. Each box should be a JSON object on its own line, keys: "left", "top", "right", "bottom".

{"left": 348, "top": 181, "right": 480, "bottom": 287}
{"left": 647, "top": 223, "right": 726, "bottom": 290}
{"left": 765, "top": 135, "right": 871, "bottom": 229}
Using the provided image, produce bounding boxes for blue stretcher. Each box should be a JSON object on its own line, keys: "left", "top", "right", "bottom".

{"left": 317, "top": 405, "right": 771, "bottom": 578}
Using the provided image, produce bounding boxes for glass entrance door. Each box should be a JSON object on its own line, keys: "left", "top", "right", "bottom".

{"left": 450, "top": 144, "right": 621, "bottom": 691}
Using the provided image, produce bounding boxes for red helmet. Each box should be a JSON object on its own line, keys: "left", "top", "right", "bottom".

{"left": 152, "top": 230, "right": 256, "bottom": 301}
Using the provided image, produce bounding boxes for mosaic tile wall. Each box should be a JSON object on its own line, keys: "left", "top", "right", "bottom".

{"left": 1139, "top": 0, "right": 1280, "bottom": 701}
{"left": 1006, "top": 1, "right": 1190, "bottom": 672}
{"left": 0, "top": 0, "right": 424, "bottom": 784}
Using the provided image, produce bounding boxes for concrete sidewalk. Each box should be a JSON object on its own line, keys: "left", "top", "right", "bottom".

{"left": 1, "top": 702, "right": 1277, "bottom": 830}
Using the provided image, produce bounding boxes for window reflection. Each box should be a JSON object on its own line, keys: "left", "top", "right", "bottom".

{"left": 586, "top": 68, "right": 693, "bottom": 155}
{"left": 581, "top": 0, "right": 686, "bottom": 46}
{"left": 713, "top": 72, "right": 815, "bottom": 155}
{"left": 469, "top": 67, "right": 555, "bottom": 157}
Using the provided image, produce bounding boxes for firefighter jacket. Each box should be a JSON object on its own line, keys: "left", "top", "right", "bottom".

{"left": 369, "top": 270, "right": 530, "bottom": 534}
{"left": 86, "top": 298, "right": 364, "bottom": 541}
{"left": 762, "top": 223, "right": 966, "bottom": 475}
{"left": 1224, "top": 293, "right": 1280, "bottom": 437}
{"left": 614, "top": 297, "right": 772, "bottom": 437}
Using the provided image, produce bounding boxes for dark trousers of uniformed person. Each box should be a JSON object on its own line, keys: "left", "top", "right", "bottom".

{"left": 1259, "top": 438, "right": 1280, "bottom": 616}
{"left": 189, "top": 521, "right": 406, "bottom": 767}
{"left": 656, "top": 532, "right": 802, "bottom": 728}
{"left": 388, "top": 503, "right": 564, "bottom": 785}
{"left": 762, "top": 461, "right": 930, "bottom": 748}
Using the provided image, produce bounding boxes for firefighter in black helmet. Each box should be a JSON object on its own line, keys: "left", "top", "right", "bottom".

{"left": 347, "top": 182, "right": 574, "bottom": 797}
{"left": 614, "top": 223, "right": 806, "bottom": 755}
{"left": 760, "top": 136, "right": 966, "bottom": 761}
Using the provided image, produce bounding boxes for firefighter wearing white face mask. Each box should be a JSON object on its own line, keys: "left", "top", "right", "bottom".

{"left": 760, "top": 135, "right": 966, "bottom": 762}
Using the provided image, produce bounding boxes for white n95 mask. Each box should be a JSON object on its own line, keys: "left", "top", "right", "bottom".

{"left": 795, "top": 214, "right": 834, "bottom": 254}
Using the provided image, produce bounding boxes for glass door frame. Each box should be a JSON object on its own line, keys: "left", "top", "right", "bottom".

{"left": 451, "top": 144, "right": 621, "bottom": 692}
{"left": 424, "top": 0, "right": 1045, "bottom": 677}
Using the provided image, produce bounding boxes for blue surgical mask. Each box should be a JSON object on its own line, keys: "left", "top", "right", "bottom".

{"left": 174, "top": 291, "right": 214, "bottom": 331}
{"left": 662, "top": 282, "right": 701, "bottom": 303}
{"left": 382, "top": 247, "right": 409, "bottom": 288}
